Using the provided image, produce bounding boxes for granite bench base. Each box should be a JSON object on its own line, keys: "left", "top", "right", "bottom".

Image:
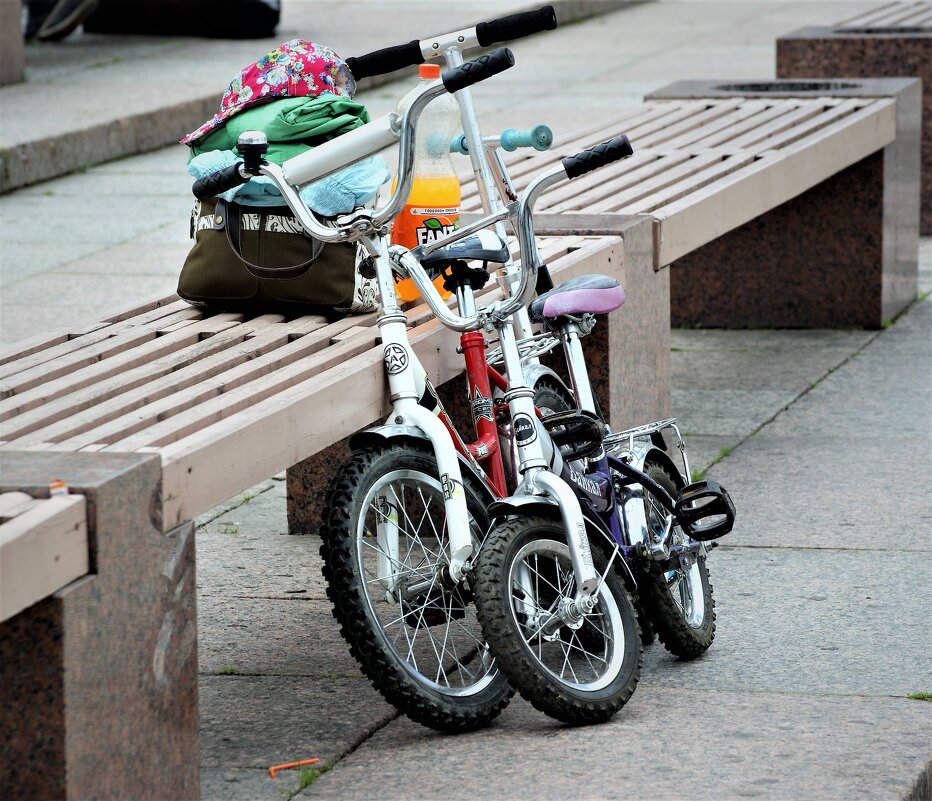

{"left": 647, "top": 79, "right": 921, "bottom": 329}
{"left": 777, "top": 26, "right": 931, "bottom": 234}
{"left": 0, "top": 452, "right": 199, "bottom": 801}
{"left": 287, "top": 216, "right": 669, "bottom": 533}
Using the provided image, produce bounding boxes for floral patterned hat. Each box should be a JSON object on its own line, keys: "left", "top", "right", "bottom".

{"left": 180, "top": 39, "right": 357, "bottom": 145}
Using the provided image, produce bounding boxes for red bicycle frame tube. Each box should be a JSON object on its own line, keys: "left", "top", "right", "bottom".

{"left": 433, "top": 331, "right": 508, "bottom": 498}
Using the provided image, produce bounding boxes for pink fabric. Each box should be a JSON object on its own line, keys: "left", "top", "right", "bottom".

{"left": 180, "top": 40, "right": 356, "bottom": 144}
{"left": 541, "top": 285, "right": 625, "bottom": 317}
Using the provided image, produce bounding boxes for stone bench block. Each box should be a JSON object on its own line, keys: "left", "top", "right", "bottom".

{"left": 0, "top": 0, "right": 24, "bottom": 86}
{"left": 777, "top": 25, "right": 932, "bottom": 234}
{"left": 647, "top": 78, "right": 921, "bottom": 329}
{"left": 0, "top": 451, "right": 199, "bottom": 801}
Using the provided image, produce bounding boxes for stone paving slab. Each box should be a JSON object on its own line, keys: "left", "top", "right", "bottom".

{"left": 677, "top": 433, "right": 735, "bottom": 477}
{"left": 303, "top": 689, "right": 931, "bottom": 801}
{"left": 671, "top": 388, "right": 798, "bottom": 437}
{"left": 198, "top": 597, "right": 359, "bottom": 680}
{"left": 200, "top": 674, "right": 395, "bottom": 800}
{"left": 195, "top": 478, "right": 279, "bottom": 528}
{"left": 196, "top": 529, "right": 329, "bottom": 602}
{"left": 669, "top": 328, "right": 877, "bottom": 354}
{"left": 670, "top": 345, "right": 873, "bottom": 392}
{"left": 709, "top": 433, "right": 931, "bottom": 551}
{"left": 641, "top": 547, "right": 932, "bottom": 696}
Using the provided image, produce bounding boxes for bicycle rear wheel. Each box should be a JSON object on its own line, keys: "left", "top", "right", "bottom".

{"left": 320, "top": 442, "right": 513, "bottom": 732}
{"left": 641, "top": 463, "right": 716, "bottom": 658}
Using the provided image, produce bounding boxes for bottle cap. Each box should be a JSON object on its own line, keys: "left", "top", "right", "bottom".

{"left": 419, "top": 63, "right": 441, "bottom": 80}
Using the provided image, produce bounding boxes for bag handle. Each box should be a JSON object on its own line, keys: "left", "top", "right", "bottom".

{"left": 220, "top": 199, "right": 324, "bottom": 280}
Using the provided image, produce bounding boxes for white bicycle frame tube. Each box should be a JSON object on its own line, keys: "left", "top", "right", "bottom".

{"left": 366, "top": 235, "right": 475, "bottom": 581}
{"left": 442, "top": 46, "right": 537, "bottom": 344}
{"left": 496, "top": 317, "right": 599, "bottom": 594}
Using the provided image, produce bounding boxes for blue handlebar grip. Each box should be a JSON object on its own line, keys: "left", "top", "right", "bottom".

{"left": 451, "top": 133, "right": 470, "bottom": 155}
{"left": 500, "top": 125, "right": 553, "bottom": 152}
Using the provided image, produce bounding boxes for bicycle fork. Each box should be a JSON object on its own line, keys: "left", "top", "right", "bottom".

{"left": 364, "top": 235, "right": 476, "bottom": 583}
{"left": 493, "top": 315, "right": 601, "bottom": 600}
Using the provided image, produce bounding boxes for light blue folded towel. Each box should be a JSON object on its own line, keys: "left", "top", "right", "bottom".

{"left": 188, "top": 150, "right": 390, "bottom": 216}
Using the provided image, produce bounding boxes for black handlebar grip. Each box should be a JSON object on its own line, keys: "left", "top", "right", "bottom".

{"left": 561, "top": 134, "right": 634, "bottom": 180}
{"left": 475, "top": 5, "right": 557, "bottom": 46}
{"left": 442, "top": 48, "right": 515, "bottom": 94}
{"left": 346, "top": 40, "right": 424, "bottom": 82}
{"left": 192, "top": 162, "right": 248, "bottom": 200}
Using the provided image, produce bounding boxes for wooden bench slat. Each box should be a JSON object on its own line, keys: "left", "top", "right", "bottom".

{"left": 0, "top": 300, "right": 196, "bottom": 380}
{"left": 0, "top": 492, "right": 40, "bottom": 522}
{"left": 836, "top": 2, "right": 901, "bottom": 27}
{"left": 651, "top": 97, "right": 897, "bottom": 267}
{"left": 630, "top": 100, "right": 747, "bottom": 149}
{"left": 718, "top": 100, "right": 839, "bottom": 149}
{"left": 880, "top": 4, "right": 930, "bottom": 26}
{"left": 2, "top": 327, "right": 257, "bottom": 441}
{"left": 641, "top": 100, "right": 770, "bottom": 150}
{"left": 463, "top": 101, "right": 703, "bottom": 190}
{"left": 2, "top": 315, "right": 320, "bottom": 444}
{"left": 461, "top": 101, "right": 717, "bottom": 205}
{"left": 0, "top": 314, "right": 248, "bottom": 417}
{"left": 0, "top": 306, "right": 205, "bottom": 393}
{"left": 732, "top": 99, "right": 870, "bottom": 154}
{"left": 11, "top": 316, "right": 368, "bottom": 450}
{"left": 621, "top": 152, "right": 757, "bottom": 214}
{"left": 464, "top": 101, "right": 748, "bottom": 212}
{"left": 671, "top": 99, "right": 803, "bottom": 150}
{"left": 576, "top": 152, "right": 725, "bottom": 214}
{"left": 836, "top": 1, "right": 929, "bottom": 28}
{"left": 0, "top": 295, "right": 180, "bottom": 367}
{"left": 0, "top": 494, "right": 88, "bottom": 623}
{"left": 105, "top": 330, "right": 385, "bottom": 452}
{"left": 544, "top": 153, "right": 692, "bottom": 214}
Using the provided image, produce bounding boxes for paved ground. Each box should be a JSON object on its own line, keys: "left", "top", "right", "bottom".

{"left": 1, "top": 1, "right": 930, "bottom": 800}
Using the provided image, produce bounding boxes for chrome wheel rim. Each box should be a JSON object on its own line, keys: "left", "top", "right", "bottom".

{"left": 357, "top": 469, "right": 497, "bottom": 696}
{"left": 507, "top": 538, "right": 625, "bottom": 691}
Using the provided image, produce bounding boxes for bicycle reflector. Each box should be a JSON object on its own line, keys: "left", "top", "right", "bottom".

{"left": 674, "top": 480, "right": 736, "bottom": 541}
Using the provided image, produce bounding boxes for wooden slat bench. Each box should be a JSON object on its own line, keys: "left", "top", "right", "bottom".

{"left": 776, "top": 3, "right": 931, "bottom": 234}
{"left": 0, "top": 230, "right": 668, "bottom": 801}
{"left": 462, "top": 78, "right": 921, "bottom": 328}
{"left": 0, "top": 233, "right": 666, "bottom": 529}
{"left": 0, "top": 491, "right": 88, "bottom": 622}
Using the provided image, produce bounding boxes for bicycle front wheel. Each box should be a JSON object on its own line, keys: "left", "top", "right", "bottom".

{"left": 320, "top": 442, "right": 513, "bottom": 732}
{"left": 474, "top": 515, "right": 642, "bottom": 725}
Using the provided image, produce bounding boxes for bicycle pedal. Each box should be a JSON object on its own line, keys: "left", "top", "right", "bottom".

{"left": 674, "top": 480, "right": 736, "bottom": 542}
{"left": 540, "top": 409, "right": 604, "bottom": 460}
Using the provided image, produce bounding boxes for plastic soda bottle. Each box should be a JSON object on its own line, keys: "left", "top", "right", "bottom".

{"left": 390, "top": 63, "right": 460, "bottom": 303}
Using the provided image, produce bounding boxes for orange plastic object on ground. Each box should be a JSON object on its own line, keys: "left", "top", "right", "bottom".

{"left": 268, "top": 758, "right": 320, "bottom": 778}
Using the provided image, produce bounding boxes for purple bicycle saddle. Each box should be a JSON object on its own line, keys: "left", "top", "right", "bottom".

{"left": 529, "top": 274, "right": 625, "bottom": 321}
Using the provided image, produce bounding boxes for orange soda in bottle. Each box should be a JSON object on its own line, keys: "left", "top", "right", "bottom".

{"left": 390, "top": 63, "right": 460, "bottom": 303}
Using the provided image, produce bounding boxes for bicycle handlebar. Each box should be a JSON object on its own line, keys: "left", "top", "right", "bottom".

{"left": 442, "top": 48, "right": 515, "bottom": 93}
{"left": 345, "top": 5, "right": 556, "bottom": 81}
{"left": 192, "top": 162, "right": 247, "bottom": 201}
{"left": 475, "top": 6, "right": 557, "bottom": 47}
{"left": 562, "top": 134, "right": 634, "bottom": 179}
{"left": 346, "top": 41, "right": 423, "bottom": 82}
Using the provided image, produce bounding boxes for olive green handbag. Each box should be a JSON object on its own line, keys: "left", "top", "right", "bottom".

{"left": 178, "top": 198, "right": 376, "bottom": 313}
